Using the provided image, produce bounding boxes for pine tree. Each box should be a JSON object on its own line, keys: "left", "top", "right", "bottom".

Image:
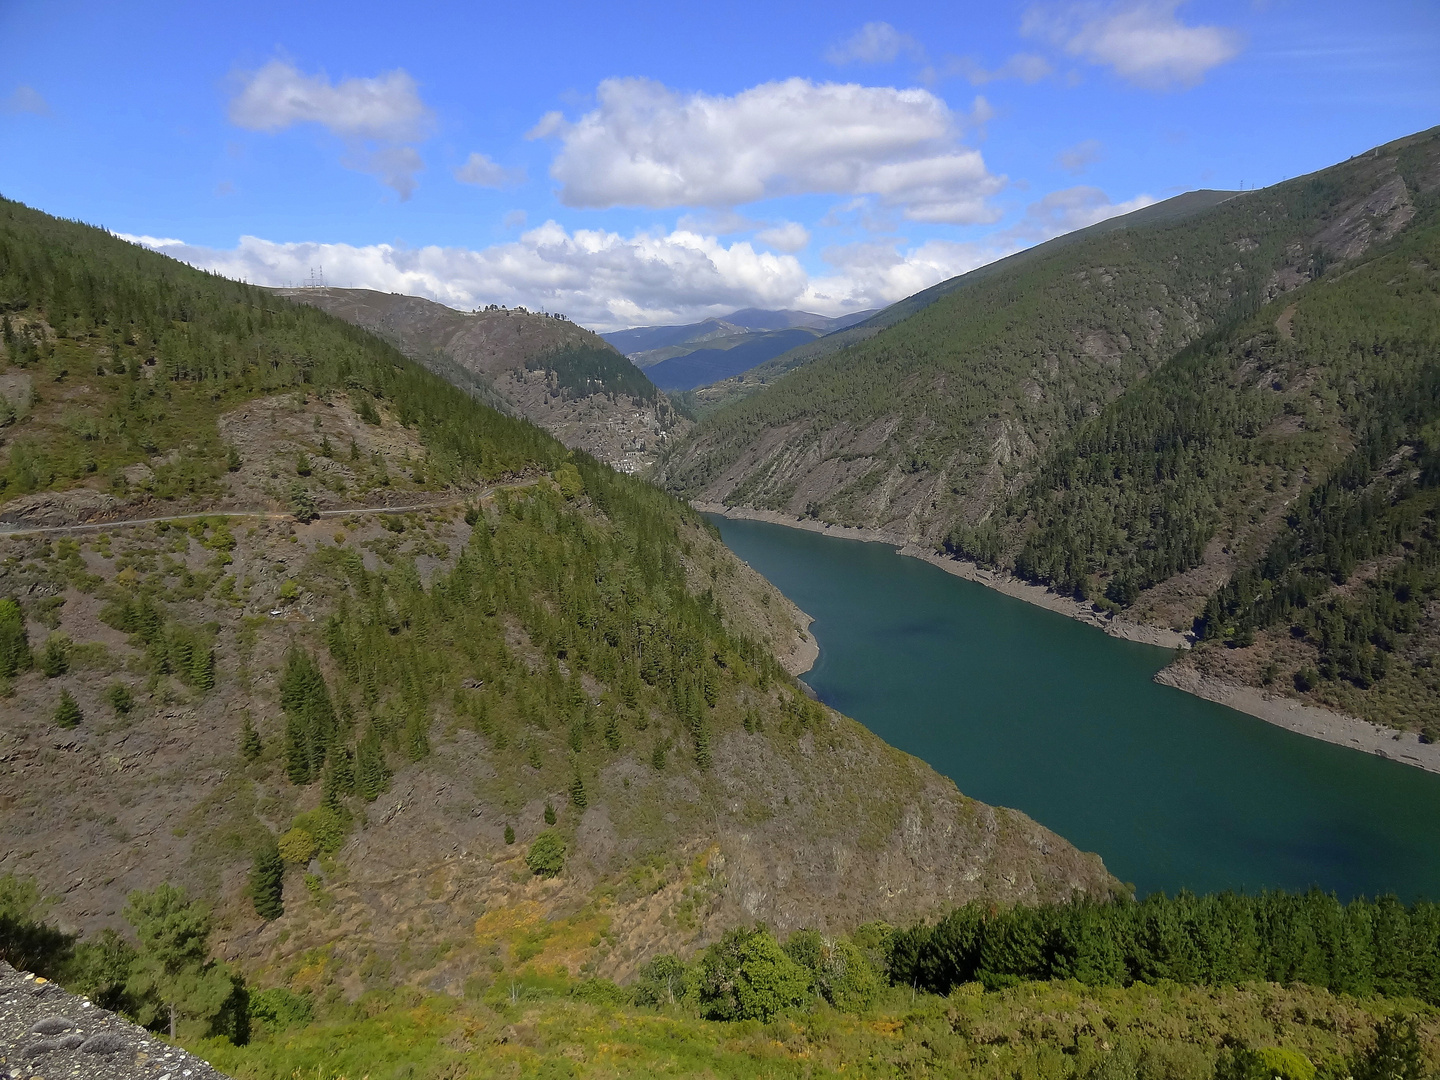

{"left": 189, "top": 647, "right": 215, "bottom": 692}
{"left": 105, "top": 682, "right": 135, "bottom": 716}
{"left": 569, "top": 773, "right": 587, "bottom": 809}
{"left": 355, "top": 728, "right": 390, "bottom": 801}
{"left": 40, "top": 635, "right": 69, "bottom": 678}
{"left": 543, "top": 802, "right": 557, "bottom": 825}
{"left": 284, "top": 714, "right": 310, "bottom": 785}
{"left": 694, "top": 723, "right": 712, "bottom": 771}
{"left": 248, "top": 837, "right": 284, "bottom": 921}
{"left": 54, "top": 689, "right": 83, "bottom": 729}
{"left": 504, "top": 824, "right": 516, "bottom": 845}
{"left": 0, "top": 598, "right": 30, "bottom": 677}
{"left": 240, "top": 713, "right": 262, "bottom": 760}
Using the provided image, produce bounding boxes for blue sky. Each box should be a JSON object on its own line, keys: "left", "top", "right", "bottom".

{"left": 1, "top": 0, "right": 1436, "bottom": 330}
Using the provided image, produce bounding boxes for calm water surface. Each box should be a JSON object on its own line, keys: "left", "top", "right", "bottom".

{"left": 710, "top": 515, "right": 1440, "bottom": 900}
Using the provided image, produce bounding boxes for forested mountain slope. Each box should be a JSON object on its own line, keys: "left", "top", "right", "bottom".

{"left": 0, "top": 196, "right": 1113, "bottom": 1004}
{"left": 274, "top": 287, "right": 688, "bottom": 474}
{"left": 658, "top": 126, "right": 1440, "bottom": 734}
{"left": 685, "top": 190, "right": 1237, "bottom": 413}
{"left": 657, "top": 132, "right": 1433, "bottom": 529}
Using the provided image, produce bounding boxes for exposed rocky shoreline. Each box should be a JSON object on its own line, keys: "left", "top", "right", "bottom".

{"left": 1154, "top": 667, "right": 1440, "bottom": 775}
{"left": 696, "top": 502, "right": 1440, "bottom": 776}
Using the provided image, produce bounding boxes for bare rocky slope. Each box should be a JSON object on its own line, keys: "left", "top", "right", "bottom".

{"left": 275, "top": 288, "right": 690, "bottom": 474}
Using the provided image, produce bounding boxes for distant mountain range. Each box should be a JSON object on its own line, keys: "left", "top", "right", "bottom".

{"left": 602, "top": 308, "right": 876, "bottom": 392}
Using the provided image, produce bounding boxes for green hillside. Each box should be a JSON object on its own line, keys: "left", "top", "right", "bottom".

{"left": 657, "top": 127, "right": 1440, "bottom": 731}
{"left": 0, "top": 194, "right": 1114, "bottom": 1041}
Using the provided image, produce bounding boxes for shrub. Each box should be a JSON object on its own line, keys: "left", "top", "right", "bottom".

{"left": 504, "top": 825, "right": 515, "bottom": 845}
{"left": 695, "top": 926, "right": 812, "bottom": 1022}
{"left": 526, "top": 831, "right": 565, "bottom": 877}
{"left": 247, "top": 986, "right": 313, "bottom": 1030}
{"left": 105, "top": 682, "right": 135, "bottom": 716}
{"left": 277, "top": 828, "right": 317, "bottom": 865}
{"left": 632, "top": 954, "right": 687, "bottom": 1008}
{"left": 292, "top": 806, "right": 348, "bottom": 854}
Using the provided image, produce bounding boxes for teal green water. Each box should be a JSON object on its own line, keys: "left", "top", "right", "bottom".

{"left": 709, "top": 516, "right": 1440, "bottom": 900}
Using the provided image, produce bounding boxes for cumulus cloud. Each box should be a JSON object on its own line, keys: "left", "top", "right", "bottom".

{"left": 117, "top": 222, "right": 1007, "bottom": 331}
{"left": 2, "top": 85, "right": 51, "bottom": 116}
{"left": 825, "top": 22, "right": 923, "bottom": 65}
{"left": 755, "top": 221, "right": 811, "bottom": 253}
{"left": 228, "top": 59, "right": 435, "bottom": 197}
{"left": 454, "top": 151, "right": 524, "bottom": 188}
{"left": 1023, "top": 2, "right": 1243, "bottom": 89}
{"left": 1056, "top": 138, "right": 1103, "bottom": 174}
{"left": 532, "top": 77, "right": 1005, "bottom": 224}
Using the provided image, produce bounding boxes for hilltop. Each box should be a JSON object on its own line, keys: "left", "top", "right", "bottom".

{"left": 657, "top": 127, "right": 1440, "bottom": 736}
{"left": 274, "top": 287, "right": 688, "bottom": 474}
{"left": 0, "top": 195, "right": 1112, "bottom": 1009}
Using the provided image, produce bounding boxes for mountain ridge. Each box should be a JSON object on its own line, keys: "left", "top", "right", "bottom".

{"left": 655, "top": 125, "right": 1440, "bottom": 735}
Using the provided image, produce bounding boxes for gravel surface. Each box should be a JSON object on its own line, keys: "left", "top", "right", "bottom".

{"left": 0, "top": 962, "right": 231, "bottom": 1080}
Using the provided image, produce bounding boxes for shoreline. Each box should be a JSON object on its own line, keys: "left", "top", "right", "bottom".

{"left": 1155, "top": 667, "right": 1440, "bottom": 776}
{"left": 697, "top": 501, "right": 1440, "bottom": 777}
{"left": 695, "top": 502, "right": 1190, "bottom": 649}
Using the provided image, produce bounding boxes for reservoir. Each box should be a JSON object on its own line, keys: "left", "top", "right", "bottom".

{"left": 710, "top": 515, "right": 1440, "bottom": 900}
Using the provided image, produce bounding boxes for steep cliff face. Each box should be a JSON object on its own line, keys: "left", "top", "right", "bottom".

{"left": 275, "top": 288, "right": 690, "bottom": 474}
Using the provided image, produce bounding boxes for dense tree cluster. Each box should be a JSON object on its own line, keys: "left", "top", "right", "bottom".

{"left": 890, "top": 891, "right": 1440, "bottom": 1002}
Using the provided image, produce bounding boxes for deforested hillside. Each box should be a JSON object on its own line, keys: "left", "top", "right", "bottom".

{"left": 274, "top": 287, "right": 688, "bottom": 474}
{"left": 657, "top": 129, "right": 1438, "bottom": 540}
{"left": 0, "top": 195, "right": 1114, "bottom": 1010}
{"left": 657, "top": 128, "right": 1440, "bottom": 734}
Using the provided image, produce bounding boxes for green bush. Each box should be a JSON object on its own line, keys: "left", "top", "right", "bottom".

{"left": 526, "top": 831, "right": 565, "bottom": 877}
{"left": 247, "top": 986, "right": 313, "bottom": 1030}
{"left": 695, "top": 926, "right": 813, "bottom": 1022}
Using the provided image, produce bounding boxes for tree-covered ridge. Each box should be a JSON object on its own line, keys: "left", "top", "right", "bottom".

{"left": 532, "top": 342, "right": 657, "bottom": 403}
{"left": 943, "top": 166, "right": 1440, "bottom": 727}
{"left": 0, "top": 196, "right": 562, "bottom": 501}
{"left": 656, "top": 128, "right": 1437, "bottom": 543}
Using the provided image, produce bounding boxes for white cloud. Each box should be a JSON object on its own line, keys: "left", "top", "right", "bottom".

{"left": 2, "top": 85, "right": 51, "bottom": 116}
{"left": 117, "top": 233, "right": 186, "bottom": 248}
{"left": 1011, "top": 185, "right": 1156, "bottom": 239}
{"left": 454, "top": 151, "right": 524, "bottom": 188}
{"left": 825, "top": 22, "right": 923, "bottom": 65}
{"left": 117, "top": 223, "right": 1009, "bottom": 332}
{"left": 228, "top": 59, "right": 435, "bottom": 197}
{"left": 950, "top": 53, "right": 1054, "bottom": 85}
{"left": 533, "top": 77, "right": 1005, "bottom": 224}
{"left": 755, "top": 221, "right": 811, "bottom": 253}
{"left": 1023, "top": 2, "right": 1243, "bottom": 90}
{"left": 1056, "top": 138, "right": 1103, "bottom": 174}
